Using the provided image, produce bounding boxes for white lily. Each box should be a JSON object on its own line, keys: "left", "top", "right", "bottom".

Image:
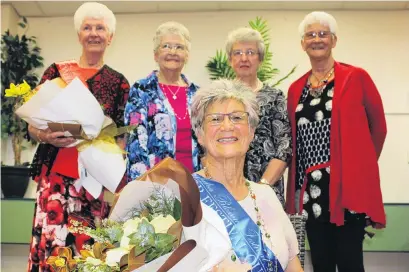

{"left": 123, "top": 217, "right": 142, "bottom": 236}
{"left": 120, "top": 217, "right": 149, "bottom": 248}
{"left": 150, "top": 215, "right": 176, "bottom": 234}
{"left": 105, "top": 247, "right": 130, "bottom": 266}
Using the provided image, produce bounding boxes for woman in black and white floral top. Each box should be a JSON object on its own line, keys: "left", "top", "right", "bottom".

{"left": 224, "top": 27, "right": 292, "bottom": 205}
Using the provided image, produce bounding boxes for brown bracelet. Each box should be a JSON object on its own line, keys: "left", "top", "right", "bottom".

{"left": 36, "top": 129, "right": 46, "bottom": 144}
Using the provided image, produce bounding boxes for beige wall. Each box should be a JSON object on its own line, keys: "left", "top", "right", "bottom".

{"left": 2, "top": 9, "right": 409, "bottom": 202}
{"left": 1, "top": 4, "right": 34, "bottom": 174}
{"left": 1, "top": 4, "right": 19, "bottom": 34}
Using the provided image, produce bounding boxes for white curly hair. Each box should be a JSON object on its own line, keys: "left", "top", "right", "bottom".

{"left": 74, "top": 2, "right": 116, "bottom": 34}
{"left": 298, "top": 11, "right": 338, "bottom": 38}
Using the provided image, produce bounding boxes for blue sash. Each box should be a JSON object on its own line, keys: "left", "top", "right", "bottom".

{"left": 194, "top": 174, "right": 284, "bottom": 272}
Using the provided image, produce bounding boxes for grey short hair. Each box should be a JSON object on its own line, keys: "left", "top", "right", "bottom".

{"left": 153, "top": 21, "right": 191, "bottom": 52}
{"left": 298, "top": 11, "right": 338, "bottom": 38}
{"left": 74, "top": 2, "right": 116, "bottom": 34}
{"left": 191, "top": 79, "right": 260, "bottom": 137}
{"left": 225, "top": 27, "right": 265, "bottom": 62}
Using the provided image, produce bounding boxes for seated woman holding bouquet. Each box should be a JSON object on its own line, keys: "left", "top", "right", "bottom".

{"left": 190, "top": 79, "right": 303, "bottom": 272}
{"left": 125, "top": 21, "right": 201, "bottom": 181}
{"left": 26, "top": 2, "right": 129, "bottom": 271}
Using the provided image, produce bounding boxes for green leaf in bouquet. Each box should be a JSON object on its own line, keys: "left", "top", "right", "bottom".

{"left": 129, "top": 219, "right": 155, "bottom": 247}
{"left": 146, "top": 213, "right": 153, "bottom": 222}
{"left": 138, "top": 185, "right": 178, "bottom": 218}
{"left": 145, "top": 247, "right": 161, "bottom": 263}
{"left": 172, "top": 198, "right": 182, "bottom": 221}
{"left": 106, "top": 226, "right": 124, "bottom": 244}
{"left": 86, "top": 220, "right": 123, "bottom": 244}
{"left": 144, "top": 233, "right": 176, "bottom": 263}
{"left": 154, "top": 233, "right": 177, "bottom": 251}
{"left": 132, "top": 243, "right": 147, "bottom": 257}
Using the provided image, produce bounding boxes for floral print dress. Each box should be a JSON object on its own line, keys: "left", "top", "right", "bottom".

{"left": 124, "top": 71, "right": 202, "bottom": 182}
{"left": 295, "top": 80, "right": 366, "bottom": 223}
{"left": 27, "top": 61, "right": 130, "bottom": 272}
{"left": 244, "top": 85, "right": 292, "bottom": 206}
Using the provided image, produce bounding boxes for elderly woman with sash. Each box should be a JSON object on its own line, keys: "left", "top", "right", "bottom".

{"left": 190, "top": 79, "right": 303, "bottom": 272}
{"left": 26, "top": 3, "right": 129, "bottom": 271}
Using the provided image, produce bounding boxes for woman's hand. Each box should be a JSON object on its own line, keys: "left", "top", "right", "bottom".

{"left": 285, "top": 256, "right": 304, "bottom": 272}
{"left": 39, "top": 128, "right": 76, "bottom": 147}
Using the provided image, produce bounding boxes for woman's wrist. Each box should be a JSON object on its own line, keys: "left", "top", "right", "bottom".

{"left": 36, "top": 129, "right": 46, "bottom": 144}
{"left": 259, "top": 178, "right": 270, "bottom": 185}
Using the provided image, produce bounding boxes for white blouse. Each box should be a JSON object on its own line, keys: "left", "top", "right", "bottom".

{"left": 198, "top": 182, "right": 300, "bottom": 271}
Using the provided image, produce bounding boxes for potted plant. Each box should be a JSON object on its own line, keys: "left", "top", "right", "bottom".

{"left": 1, "top": 17, "right": 44, "bottom": 198}
{"left": 206, "top": 17, "right": 296, "bottom": 86}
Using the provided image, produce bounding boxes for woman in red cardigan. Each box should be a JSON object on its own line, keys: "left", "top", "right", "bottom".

{"left": 285, "top": 11, "right": 387, "bottom": 272}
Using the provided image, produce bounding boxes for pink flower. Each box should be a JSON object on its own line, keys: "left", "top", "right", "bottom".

{"left": 129, "top": 112, "right": 142, "bottom": 125}
{"left": 148, "top": 102, "right": 157, "bottom": 116}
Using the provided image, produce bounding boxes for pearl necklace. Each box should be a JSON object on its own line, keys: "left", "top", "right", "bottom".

{"left": 203, "top": 167, "right": 278, "bottom": 271}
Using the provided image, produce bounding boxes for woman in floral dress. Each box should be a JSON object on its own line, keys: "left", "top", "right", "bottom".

{"left": 225, "top": 27, "right": 292, "bottom": 206}
{"left": 125, "top": 21, "right": 201, "bottom": 181}
{"left": 26, "top": 3, "right": 129, "bottom": 271}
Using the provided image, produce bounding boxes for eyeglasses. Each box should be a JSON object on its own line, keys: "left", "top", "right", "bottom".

{"left": 303, "top": 31, "right": 332, "bottom": 40}
{"left": 160, "top": 43, "right": 186, "bottom": 52}
{"left": 205, "top": 111, "right": 249, "bottom": 126}
{"left": 231, "top": 49, "right": 259, "bottom": 58}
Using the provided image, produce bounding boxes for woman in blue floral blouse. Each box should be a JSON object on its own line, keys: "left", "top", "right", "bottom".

{"left": 124, "top": 21, "right": 201, "bottom": 181}
{"left": 225, "top": 27, "right": 292, "bottom": 206}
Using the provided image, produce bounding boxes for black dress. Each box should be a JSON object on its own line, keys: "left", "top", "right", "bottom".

{"left": 295, "top": 80, "right": 365, "bottom": 223}
{"left": 244, "top": 85, "right": 292, "bottom": 206}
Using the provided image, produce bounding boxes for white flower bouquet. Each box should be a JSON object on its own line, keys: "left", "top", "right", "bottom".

{"left": 13, "top": 77, "right": 131, "bottom": 198}
{"left": 46, "top": 158, "right": 209, "bottom": 272}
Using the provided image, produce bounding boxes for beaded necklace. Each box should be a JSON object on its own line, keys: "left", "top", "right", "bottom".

{"left": 307, "top": 67, "right": 334, "bottom": 98}
{"left": 203, "top": 167, "right": 278, "bottom": 271}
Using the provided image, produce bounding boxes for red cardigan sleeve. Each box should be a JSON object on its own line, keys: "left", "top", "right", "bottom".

{"left": 359, "top": 68, "right": 387, "bottom": 159}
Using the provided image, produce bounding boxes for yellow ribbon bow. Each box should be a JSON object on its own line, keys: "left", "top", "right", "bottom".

{"left": 76, "top": 122, "right": 136, "bottom": 154}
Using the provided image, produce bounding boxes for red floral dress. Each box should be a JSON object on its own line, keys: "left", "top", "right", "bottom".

{"left": 27, "top": 61, "right": 129, "bottom": 272}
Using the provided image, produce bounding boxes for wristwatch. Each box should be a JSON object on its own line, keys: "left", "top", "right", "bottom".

{"left": 259, "top": 178, "right": 270, "bottom": 185}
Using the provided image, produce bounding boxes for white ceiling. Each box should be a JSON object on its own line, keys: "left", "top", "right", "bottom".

{"left": 3, "top": 1, "right": 409, "bottom": 17}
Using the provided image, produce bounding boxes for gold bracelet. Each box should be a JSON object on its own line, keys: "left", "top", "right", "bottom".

{"left": 36, "top": 130, "right": 45, "bottom": 144}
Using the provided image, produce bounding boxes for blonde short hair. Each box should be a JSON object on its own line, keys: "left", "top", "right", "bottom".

{"left": 153, "top": 21, "right": 191, "bottom": 52}
{"left": 225, "top": 27, "right": 265, "bottom": 61}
